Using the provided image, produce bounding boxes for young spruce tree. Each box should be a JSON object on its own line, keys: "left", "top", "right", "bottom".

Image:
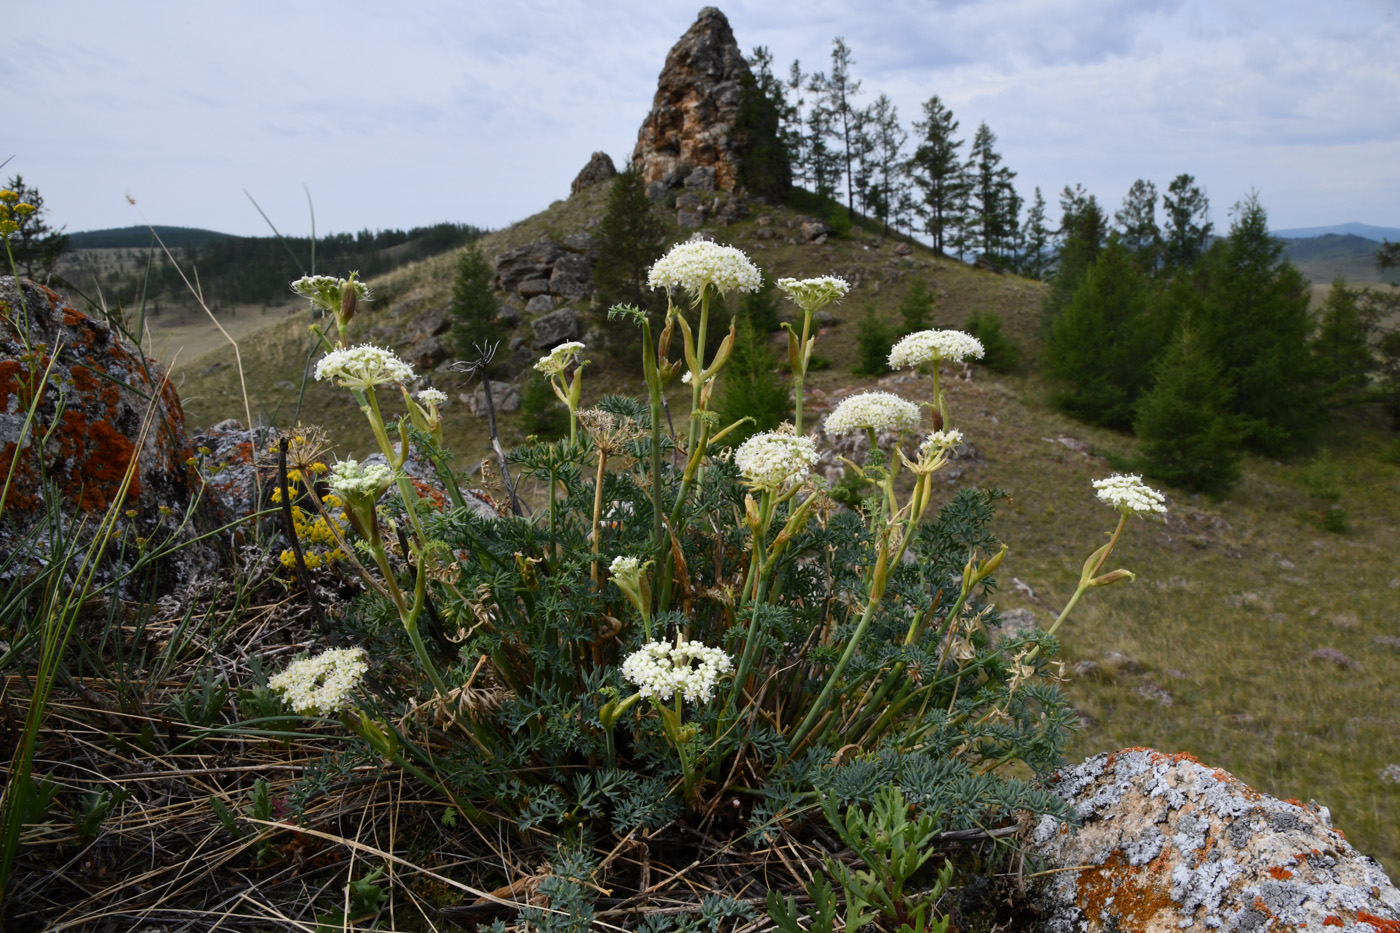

{"left": 448, "top": 242, "right": 498, "bottom": 366}
{"left": 1136, "top": 328, "right": 1242, "bottom": 495}
{"left": 716, "top": 315, "right": 791, "bottom": 444}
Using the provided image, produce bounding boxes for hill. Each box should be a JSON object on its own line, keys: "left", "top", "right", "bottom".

{"left": 170, "top": 182, "right": 1400, "bottom": 871}
{"left": 66, "top": 224, "right": 235, "bottom": 249}
{"left": 1274, "top": 221, "right": 1400, "bottom": 241}
{"left": 1282, "top": 232, "right": 1399, "bottom": 288}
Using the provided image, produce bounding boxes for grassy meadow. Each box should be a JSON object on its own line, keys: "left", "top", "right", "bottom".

{"left": 149, "top": 189, "right": 1400, "bottom": 874}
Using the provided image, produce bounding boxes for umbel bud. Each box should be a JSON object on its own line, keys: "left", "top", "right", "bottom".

{"left": 340, "top": 279, "right": 358, "bottom": 325}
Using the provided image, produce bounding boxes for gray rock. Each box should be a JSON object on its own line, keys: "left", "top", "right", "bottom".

{"left": 525, "top": 294, "right": 555, "bottom": 314}
{"left": 561, "top": 232, "right": 597, "bottom": 253}
{"left": 801, "top": 219, "right": 833, "bottom": 241}
{"left": 570, "top": 151, "right": 617, "bottom": 195}
{"left": 466, "top": 382, "right": 521, "bottom": 416}
{"left": 405, "top": 306, "right": 451, "bottom": 340}
{"left": 494, "top": 306, "right": 520, "bottom": 328}
{"left": 677, "top": 211, "right": 705, "bottom": 228}
{"left": 683, "top": 165, "right": 716, "bottom": 190}
{"left": 676, "top": 191, "right": 703, "bottom": 211}
{"left": 402, "top": 335, "right": 448, "bottom": 370}
{"left": 517, "top": 277, "right": 552, "bottom": 298}
{"left": 646, "top": 180, "right": 670, "bottom": 202}
{"left": 996, "top": 608, "right": 1042, "bottom": 638}
{"left": 1023, "top": 748, "right": 1400, "bottom": 932}
{"left": 531, "top": 308, "right": 579, "bottom": 349}
{"left": 814, "top": 310, "right": 838, "bottom": 328}
{"left": 492, "top": 241, "right": 568, "bottom": 293}
{"left": 509, "top": 336, "right": 526, "bottom": 352}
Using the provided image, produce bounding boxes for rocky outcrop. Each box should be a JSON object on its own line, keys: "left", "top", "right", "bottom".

{"left": 632, "top": 7, "right": 751, "bottom": 198}
{"left": 570, "top": 151, "right": 617, "bottom": 195}
{"left": 492, "top": 236, "right": 596, "bottom": 304}
{"left": 1023, "top": 748, "right": 1400, "bottom": 932}
{"left": 0, "top": 277, "right": 222, "bottom": 590}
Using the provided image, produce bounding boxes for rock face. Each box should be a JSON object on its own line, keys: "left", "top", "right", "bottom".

{"left": 0, "top": 277, "right": 221, "bottom": 589}
{"left": 632, "top": 7, "right": 751, "bottom": 198}
{"left": 570, "top": 151, "right": 617, "bottom": 195}
{"left": 1024, "top": 748, "right": 1400, "bottom": 932}
{"left": 492, "top": 238, "right": 596, "bottom": 304}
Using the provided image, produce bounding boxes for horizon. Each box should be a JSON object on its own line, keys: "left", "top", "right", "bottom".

{"left": 8, "top": 1, "right": 1399, "bottom": 241}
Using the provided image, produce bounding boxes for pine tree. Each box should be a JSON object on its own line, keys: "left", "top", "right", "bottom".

{"left": 736, "top": 46, "right": 794, "bottom": 203}
{"left": 448, "top": 243, "right": 498, "bottom": 365}
{"left": 2, "top": 175, "right": 69, "bottom": 282}
{"left": 810, "top": 38, "right": 864, "bottom": 220}
{"left": 964, "top": 123, "right": 1019, "bottom": 264}
{"left": 1190, "top": 192, "right": 1317, "bottom": 455}
{"left": 1136, "top": 327, "right": 1242, "bottom": 495}
{"left": 907, "top": 96, "right": 966, "bottom": 254}
{"left": 1312, "top": 278, "right": 1376, "bottom": 409}
{"left": 1162, "top": 173, "right": 1212, "bottom": 271}
{"left": 853, "top": 306, "right": 894, "bottom": 376}
{"left": 593, "top": 168, "right": 667, "bottom": 351}
{"left": 866, "top": 94, "right": 908, "bottom": 236}
{"left": 716, "top": 314, "right": 791, "bottom": 444}
{"left": 1044, "top": 184, "right": 1106, "bottom": 320}
{"left": 1046, "top": 237, "right": 1161, "bottom": 429}
{"left": 1018, "top": 187, "right": 1052, "bottom": 279}
{"left": 1115, "top": 179, "right": 1161, "bottom": 274}
{"left": 898, "top": 277, "right": 934, "bottom": 334}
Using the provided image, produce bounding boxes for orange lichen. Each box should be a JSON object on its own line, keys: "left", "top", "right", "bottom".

{"left": 1268, "top": 866, "right": 1294, "bottom": 880}
{"left": 1323, "top": 918, "right": 1344, "bottom": 928}
{"left": 1074, "top": 851, "right": 1177, "bottom": 932}
{"left": 1357, "top": 911, "right": 1400, "bottom": 933}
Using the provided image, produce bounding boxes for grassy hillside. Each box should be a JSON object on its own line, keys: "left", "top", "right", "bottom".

{"left": 172, "top": 186, "right": 1400, "bottom": 871}
{"left": 1285, "top": 232, "right": 1400, "bottom": 288}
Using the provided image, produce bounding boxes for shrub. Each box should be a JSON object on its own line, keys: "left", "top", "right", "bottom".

{"left": 963, "top": 311, "right": 1019, "bottom": 373}
{"left": 852, "top": 307, "right": 894, "bottom": 376}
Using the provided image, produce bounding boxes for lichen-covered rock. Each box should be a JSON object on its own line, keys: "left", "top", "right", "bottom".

{"left": 570, "top": 151, "right": 617, "bottom": 195}
{"left": 0, "top": 277, "right": 223, "bottom": 590}
{"left": 632, "top": 7, "right": 750, "bottom": 195}
{"left": 1024, "top": 748, "right": 1400, "bottom": 932}
{"left": 492, "top": 239, "right": 595, "bottom": 302}
{"left": 531, "top": 308, "right": 579, "bottom": 350}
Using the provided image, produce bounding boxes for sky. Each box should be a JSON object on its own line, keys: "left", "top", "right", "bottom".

{"left": 7, "top": 0, "right": 1398, "bottom": 240}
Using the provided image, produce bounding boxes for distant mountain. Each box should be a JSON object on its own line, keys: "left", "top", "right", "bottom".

{"left": 1281, "top": 233, "right": 1398, "bottom": 286}
{"left": 68, "top": 225, "right": 236, "bottom": 249}
{"left": 1273, "top": 222, "right": 1400, "bottom": 242}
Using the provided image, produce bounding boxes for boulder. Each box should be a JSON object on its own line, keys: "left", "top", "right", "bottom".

{"left": 549, "top": 252, "right": 595, "bottom": 300}
{"left": 465, "top": 382, "right": 521, "bottom": 417}
{"left": 531, "top": 308, "right": 579, "bottom": 350}
{"left": 570, "top": 151, "right": 617, "bottom": 195}
{"left": 561, "top": 232, "right": 597, "bottom": 253}
{"left": 494, "top": 306, "right": 521, "bottom": 329}
{"left": 525, "top": 295, "right": 556, "bottom": 314}
{"left": 632, "top": 8, "right": 756, "bottom": 197}
{"left": 517, "top": 277, "right": 552, "bottom": 299}
{"left": 402, "top": 335, "right": 449, "bottom": 370}
{"left": 0, "top": 277, "right": 222, "bottom": 591}
{"left": 405, "top": 306, "right": 451, "bottom": 341}
{"left": 801, "top": 218, "right": 834, "bottom": 242}
{"left": 1023, "top": 748, "right": 1400, "bottom": 932}
{"left": 677, "top": 211, "right": 705, "bottom": 228}
{"left": 493, "top": 241, "right": 568, "bottom": 293}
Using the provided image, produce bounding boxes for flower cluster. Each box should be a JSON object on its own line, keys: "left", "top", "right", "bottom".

{"left": 534, "top": 341, "right": 586, "bottom": 376}
{"left": 0, "top": 189, "right": 36, "bottom": 239}
{"left": 610, "top": 555, "right": 641, "bottom": 578}
{"left": 919, "top": 429, "right": 964, "bottom": 457}
{"left": 888, "top": 329, "right": 985, "bottom": 369}
{"left": 622, "top": 640, "right": 733, "bottom": 704}
{"left": 269, "top": 647, "right": 368, "bottom": 715}
{"left": 291, "top": 274, "right": 371, "bottom": 313}
{"left": 733, "top": 431, "right": 819, "bottom": 492}
{"left": 415, "top": 387, "right": 448, "bottom": 407}
{"left": 328, "top": 459, "right": 394, "bottom": 502}
{"left": 776, "top": 276, "right": 850, "bottom": 313}
{"left": 314, "top": 345, "right": 415, "bottom": 389}
{"left": 824, "top": 391, "right": 922, "bottom": 437}
{"left": 647, "top": 240, "right": 762, "bottom": 300}
{"left": 1093, "top": 474, "right": 1167, "bottom": 517}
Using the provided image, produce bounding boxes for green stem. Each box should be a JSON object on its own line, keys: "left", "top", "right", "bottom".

{"left": 793, "top": 307, "right": 813, "bottom": 433}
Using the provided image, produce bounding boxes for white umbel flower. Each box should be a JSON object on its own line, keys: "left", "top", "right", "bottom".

{"left": 534, "top": 341, "right": 586, "bottom": 375}
{"left": 919, "top": 429, "right": 964, "bottom": 457}
{"left": 327, "top": 459, "right": 394, "bottom": 501}
{"left": 1093, "top": 474, "right": 1167, "bottom": 517}
{"left": 610, "top": 555, "right": 641, "bottom": 577}
{"left": 647, "top": 240, "right": 762, "bottom": 300}
{"left": 888, "top": 329, "right": 985, "bottom": 370}
{"left": 823, "top": 391, "right": 922, "bottom": 437}
{"left": 314, "top": 345, "right": 415, "bottom": 389}
{"left": 291, "top": 274, "right": 371, "bottom": 312}
{"left": 269, "top": 647, "right": 368, "bottom": 715}
{"left": 622, "top": 640, "right": 733, "bottom": 704}
{"left": 733, "top": 431, "right": 819, "bottom": 492}
{"left": 776, "top": 276, "right": 850, "bottom": 313}
{"left": 415, "top": 387, "right": 448, "bottom": 407}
